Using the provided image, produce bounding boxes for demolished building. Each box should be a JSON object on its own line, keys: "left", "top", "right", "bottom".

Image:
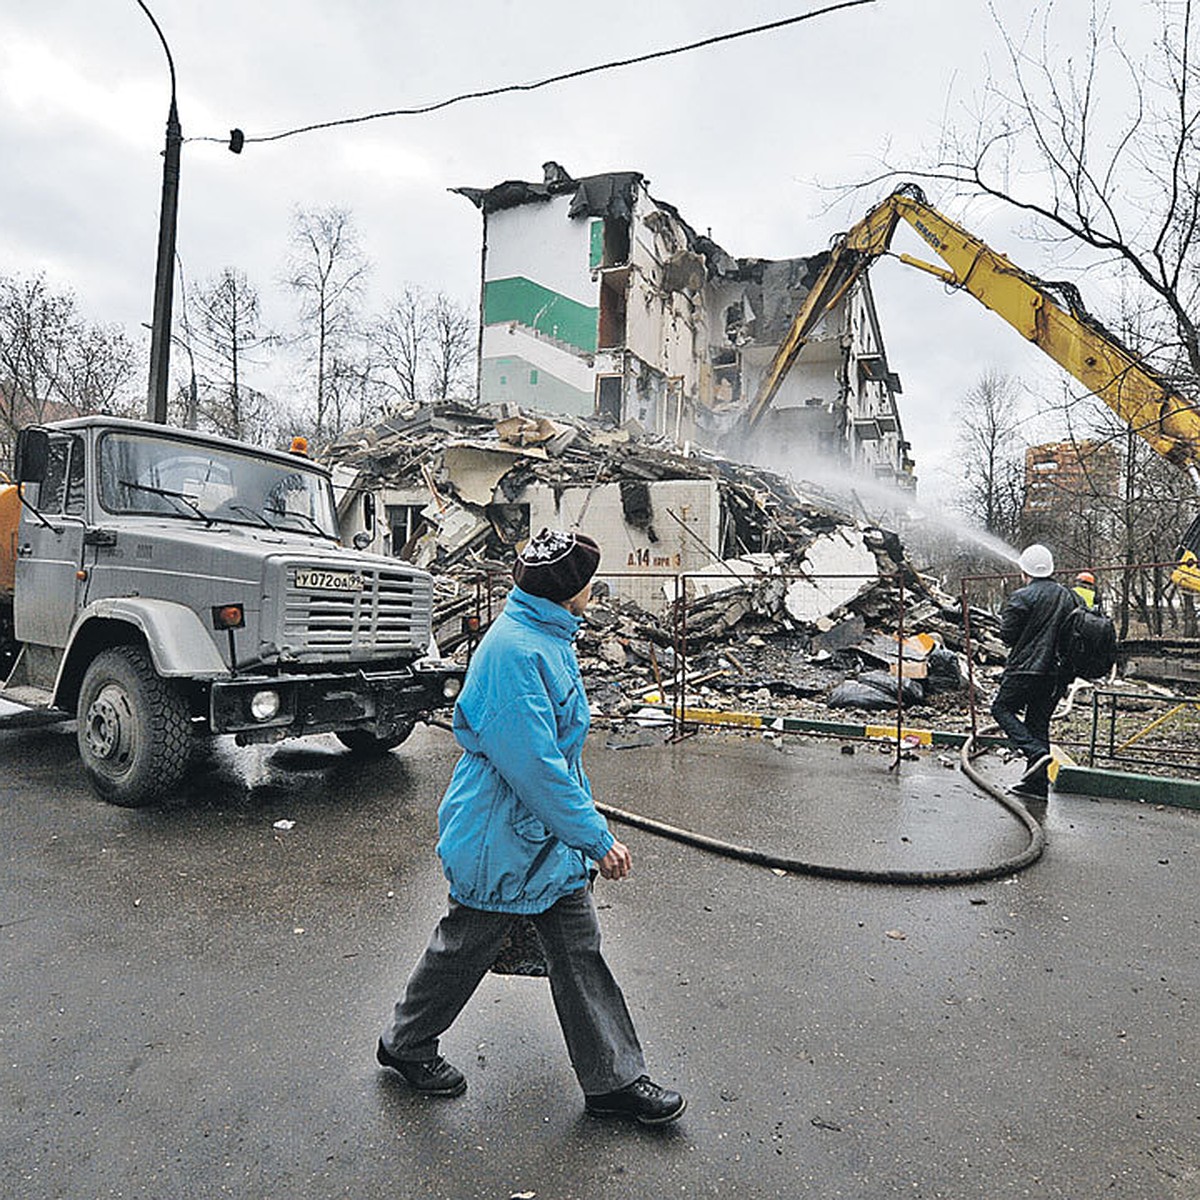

{"left": 315, "top": 166, "right": 997, "bottom": 730}
{"left": 454, "top": 163, "right": 915, "bottom": 491}
{"left": 329, "top": 402, "right": 883, "bottom": 610}
{"left": 323, "top": 401, "right": 1004, "bottom": 731}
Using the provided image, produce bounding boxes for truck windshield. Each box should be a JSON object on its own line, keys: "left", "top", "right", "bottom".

{"left": 98, "top": 432, "right": 339, "bottom": 539}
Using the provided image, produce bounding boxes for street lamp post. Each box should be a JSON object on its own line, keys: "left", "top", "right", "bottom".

{"left": 138, "top": 1, "right": 180, "bottom": 425}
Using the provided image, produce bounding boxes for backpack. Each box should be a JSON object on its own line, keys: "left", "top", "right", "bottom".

{"left": 1057, "top": 605, "right": 1118, "bottom": 680}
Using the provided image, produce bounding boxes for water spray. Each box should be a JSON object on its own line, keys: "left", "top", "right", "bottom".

{"left": 752, "top": 445, "right": 1022, "bottom": 568}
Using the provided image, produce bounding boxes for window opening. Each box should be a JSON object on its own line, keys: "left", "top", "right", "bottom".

{"left": 596, "top": 375, "right": 622, "bottom": 424}
{"left": 598, "top": 270, "right": 628, "bottom": 349}
{"left": 387, "top": 503, "right": 428, "bottom": 560}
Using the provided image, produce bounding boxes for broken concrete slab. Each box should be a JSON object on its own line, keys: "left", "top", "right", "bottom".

{"left": 418, "top": 500, "right": 491, "bottom": 560}
{"left": 813, "top": 614, "right": 867, "bottom": 652}
{"left": 784, "top": 527, "right": 880, "bottom": 622}
{"left": 442, "top": 442, "right": 541, "bottom": 506}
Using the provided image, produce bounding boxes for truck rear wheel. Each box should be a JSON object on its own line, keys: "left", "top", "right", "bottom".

{"left": 335, "top": 721, "right": 415, "bottom": 756}
{"left": 77, "top": 646, "right": 192, "bottom": 807}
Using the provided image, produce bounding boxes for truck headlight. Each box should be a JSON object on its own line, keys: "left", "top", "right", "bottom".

{"left": 443, "top": 677, "right": 462, "bottom": 700}
{"left": 249, "top": 689, "right": 281, "bottom": 721}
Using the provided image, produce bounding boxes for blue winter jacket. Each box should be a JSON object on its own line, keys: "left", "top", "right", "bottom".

{"left": 435, "top": 586, "right": 616, "bottom": 914}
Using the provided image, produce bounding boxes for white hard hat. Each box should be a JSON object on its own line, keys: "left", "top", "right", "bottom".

{"left": 1018, "top": 543, "right": 1054, "bottom": 578}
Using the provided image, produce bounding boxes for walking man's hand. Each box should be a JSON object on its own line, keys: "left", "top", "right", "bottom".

{"left": 598, "top": 840, "right": 632, "bottom": 880}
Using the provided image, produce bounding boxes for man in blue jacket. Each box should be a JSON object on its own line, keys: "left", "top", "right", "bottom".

{"left": 377, "top": 528, "right": 686, "bottom": 1126}
{"left": 992, "top": 543, "right": 1080, "bottom": 800}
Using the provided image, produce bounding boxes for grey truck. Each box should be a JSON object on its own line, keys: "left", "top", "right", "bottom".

{"left": 0, "top": 416, "right": 463, "bottom": 806}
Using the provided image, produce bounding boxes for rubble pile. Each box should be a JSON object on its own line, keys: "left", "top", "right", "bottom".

{"left": 322, "top": 402, "right": 1010, "bottom": 729}
{"left": 569, "top": 588, "right": 1006, "bottom": 728}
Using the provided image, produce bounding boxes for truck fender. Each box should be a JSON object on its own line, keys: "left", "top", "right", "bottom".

{"left": 56, "top": 598, "right": 228, "bottom": 710}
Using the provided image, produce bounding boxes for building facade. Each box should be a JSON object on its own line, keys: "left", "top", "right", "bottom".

{"left": 456, "top": 164, "right": 914, "bottom": 492}
{"left": 1021, "top": 439, "right": 1122, "bottom": 559}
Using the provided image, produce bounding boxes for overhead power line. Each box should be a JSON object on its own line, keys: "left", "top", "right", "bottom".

{"left": 198, "top": 1, "right": 875, "bottom": 151}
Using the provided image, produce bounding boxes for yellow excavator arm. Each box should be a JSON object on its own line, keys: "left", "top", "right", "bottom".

{"left": 746, "top": 183, "right": 1200, "bottom": 590}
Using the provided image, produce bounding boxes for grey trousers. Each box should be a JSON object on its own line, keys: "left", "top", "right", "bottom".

{"left": 381, "top": 887, "right": 645, "bottom": 1095}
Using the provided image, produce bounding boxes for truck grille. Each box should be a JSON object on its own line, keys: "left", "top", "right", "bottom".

{"left": 279, "top": 563, "right": 433, "bottom": 659}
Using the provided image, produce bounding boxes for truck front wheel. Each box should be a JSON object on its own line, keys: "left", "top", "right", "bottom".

{"left": 77, "top": 646, "right": 192, "bottom": 807}
{"left": 335, "top": 721, "right": 415, "bottom": 756}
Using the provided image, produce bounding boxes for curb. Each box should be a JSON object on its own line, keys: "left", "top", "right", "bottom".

{"left": 1054, "top": 764, "right": 1200, "bottom": 810}
{"left": 643, "top": 705, "right": 1199, "bottom": 808}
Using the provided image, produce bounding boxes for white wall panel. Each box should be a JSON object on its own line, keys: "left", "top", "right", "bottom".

{"left": 484, "top": 198, "right": 597, "bottom": 307}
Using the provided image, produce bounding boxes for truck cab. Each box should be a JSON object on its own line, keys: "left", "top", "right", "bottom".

{"left": 1, "top": 416, "right": 463, "bottom": 806}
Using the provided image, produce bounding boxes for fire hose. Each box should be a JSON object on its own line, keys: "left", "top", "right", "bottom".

{"left": 594, "top": 731, "right": 1044, "bottom": 885}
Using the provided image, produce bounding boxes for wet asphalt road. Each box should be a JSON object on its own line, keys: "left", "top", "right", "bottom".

{"left": 2, "top": 720, "right": 1199, "bottom": 1199}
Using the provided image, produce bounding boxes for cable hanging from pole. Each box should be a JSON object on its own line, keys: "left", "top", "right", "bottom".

{"left": 197, "top": 1, "right": 876, "bottom": 152}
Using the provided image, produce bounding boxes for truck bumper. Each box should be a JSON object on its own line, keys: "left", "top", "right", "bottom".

{"left": 209, "top": 659, "right": 464, "bottom": 743}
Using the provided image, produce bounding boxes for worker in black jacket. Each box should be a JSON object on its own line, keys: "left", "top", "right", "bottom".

{"left": 992, "top": 544, "right": 1081, "bottom": 799}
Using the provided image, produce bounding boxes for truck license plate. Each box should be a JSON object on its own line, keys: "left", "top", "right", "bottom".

{"left": 294, "top": 568, "right": 365, "bottom": 592}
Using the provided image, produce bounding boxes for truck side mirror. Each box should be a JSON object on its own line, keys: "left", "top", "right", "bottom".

{"left": 363, "top": 491, "right": 376, "bottom": 532}
{"left": 15, "top": 427, "right": 50, "bottom": 484}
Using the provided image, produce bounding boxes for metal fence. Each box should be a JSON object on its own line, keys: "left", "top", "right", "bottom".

{"left": 1075, "top": 687, "right": 1200, "bottom": 774}
{"left": 439, "top": 562, "right": 932, "bottom": 769}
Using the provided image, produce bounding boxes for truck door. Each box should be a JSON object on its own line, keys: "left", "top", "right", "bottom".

{"left": 14, "top": 433, "right": 88, "bottom": 648}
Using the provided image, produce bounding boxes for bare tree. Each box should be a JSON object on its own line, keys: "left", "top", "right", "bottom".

{"left": 859, "top": 2, "right": 1200, "bottom": 623}
{"left": 190, "top": 268, "right": 273, "bottom": 442}
{"left": 372, "top": 286, "right": 428, "bottom": 411}
{"left": 1066, "top": 388, "right": 1197, "bottom": 634}
{"left": 59, "top": 323, "right": 137, "bottom": 418}
{"left": 1028, "top": 285, "right": 1200, "bottom": 632}
{"left": 892, "top": 1, "right": 1200, "bottom": 385}
{"left": 1117, "top": 427, "right": 1196, "bottom": 634}
{"left": 323, "top": 351, "right": 387, "bottom": 437}
{"left": 954, "top": 369, "right": 1026, "bottom": 541}
{"left": 427, "top": 291, "right": 476, "bottom": 402}
{"left": 0, "top": 273, "right": 137, "bottom": 462}
{"left": 0, "top": 275, "right": 77, "bottom": 448}
{"left": 286, "top": 207, "right": 369, "bottom": 438}
{"left": 366, "top": 287, "right": 477, "bottom": 413}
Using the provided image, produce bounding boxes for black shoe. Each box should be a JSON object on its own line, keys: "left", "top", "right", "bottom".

{"left": 585, "top": 1075, "right": 686, "bottom": 1126}
{"left": 376, "top": 1039, "right": 466, "bottom": 1096}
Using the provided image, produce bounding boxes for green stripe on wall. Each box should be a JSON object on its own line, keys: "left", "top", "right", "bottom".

{"left": 483, "top": 277, "right": 598, "bottom": 352}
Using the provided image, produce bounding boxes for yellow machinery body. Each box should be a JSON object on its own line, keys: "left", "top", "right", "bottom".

{"left": 745, "top": 183, "right": 1200, "bottom": 591}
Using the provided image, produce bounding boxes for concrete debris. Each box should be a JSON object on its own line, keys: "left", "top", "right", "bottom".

{"left": 320, "top": 400, "right": 1009, "bottom": 728}
{"left": 441, "top": 442, "right": 537, "bottom": 506}
{"left": 783, "top": 528, "right": 879, "bottom": 622}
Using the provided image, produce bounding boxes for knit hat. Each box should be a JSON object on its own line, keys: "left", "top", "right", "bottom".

{"left": 513, "top": 529, "right": 601, "bottom": 602}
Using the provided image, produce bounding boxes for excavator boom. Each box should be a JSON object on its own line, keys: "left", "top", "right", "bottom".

{"left": 745, "top": 183, "right": 1200, "bottom": 589}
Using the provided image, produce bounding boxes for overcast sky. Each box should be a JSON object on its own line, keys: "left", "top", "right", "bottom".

{"left": 0, "top": 0, "right": 1162, "bottom": 502}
